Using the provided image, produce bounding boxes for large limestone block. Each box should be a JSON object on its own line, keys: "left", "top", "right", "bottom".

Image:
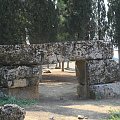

{"left": 0, "top": 40, "right": 113, "bottom": 65}
{"left": 0, "top": 104, "right": 26, "bottom": 120}
{"left": 87, "top": 59, "right": 120, "bottom": 85}
{"left": 43, "top": 40, "right": 113, "bottom": 63}
{"left": 0, "top": 86, "right": 39, "bottom": 99}
{"left": 0, "top": 44, "right": 44, "bottom": 65}
{"left": 0, "top": 66, "right": 41, "bottom": 88}
{"left": 90, "top": 82, "right": 120, "bottom": 99}
{"left": 69, "top": 40, "right": 113, "bottom": 60}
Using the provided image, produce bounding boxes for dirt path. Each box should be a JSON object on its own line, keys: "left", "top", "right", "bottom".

{"left": 25, "top": 68, "right": 120, "bottom": 120}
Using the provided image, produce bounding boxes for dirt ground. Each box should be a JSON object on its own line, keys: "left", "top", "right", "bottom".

{"left": 25, "top": 64, "right": 120, "bottom": 120}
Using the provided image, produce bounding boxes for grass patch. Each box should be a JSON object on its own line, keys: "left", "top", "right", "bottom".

{"left": 107, "top": 110, "right": 120, "bottom": 120}
{"left": 0, "top": 96, "right": 38, "bottom": 107}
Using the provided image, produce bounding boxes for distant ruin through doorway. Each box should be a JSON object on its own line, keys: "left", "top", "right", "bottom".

{"left": 40, "top": 61, "right": 78, "bottom": 100}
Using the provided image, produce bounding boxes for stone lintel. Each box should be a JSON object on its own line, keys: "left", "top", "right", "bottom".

{"left": 0, "top": 40, "right": 113, "bottom": 65}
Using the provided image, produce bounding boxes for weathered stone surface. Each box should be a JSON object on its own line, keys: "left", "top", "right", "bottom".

{"left": 0, "top": 104, "right": 26, "bottom": 120}
{"left": 0, "top": 44, "right": 43, "bottom": 65}
{"left": 90, "top": 82, "right": 120, "bottom": 99}
{"left": 76, "top": 59, "right": 120, "bottom": 99}
{"left": 0, "top": 41, "right": 113, "bottom": 65}
{"left": 0, "top": 40, "right": 115, "bottom": 100}
{"left": 76, "top": 60, "right": 87, "bottom": 85}
{"left": 0, "top": 88, "right": 8, "bottom": 98}
{"left": 0, "top": 86, "right": 39, "bottom": 99}
{"left": 77, "top": 85, "right": 90, "bottom": 99}
{"left": 76, "top": 60, "right": 90, "bottom": 99}
{"left": 87, "top": 59, "right": 120, "bottom": 85}
{"left": 0, "top": 66, "right": 41, "bottom": 88}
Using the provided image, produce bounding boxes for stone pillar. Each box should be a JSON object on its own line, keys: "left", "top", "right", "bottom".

{"left": 76, "top": 60, "right": 90, "bottom": 99}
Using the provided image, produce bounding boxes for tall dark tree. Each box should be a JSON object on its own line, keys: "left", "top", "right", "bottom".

{"left": 57, "top": 0, "right": 69, "bottom": 41}
{"left": 67, "top": 0, "right": 92, "bottom": 41}
{"left": 27, "top": 0, "right": 58, "bottom": 44}
{"left": 107, "top": 0, "right": 120, "bottom": 66}
{"left": 0, "top": 0, "right": 58, "bottom": 44}
{"left": 0, "top": 0, "right": 27, "bottom": 44}
{"left": 92, "top": 0, "right": 107, "bottom": 40}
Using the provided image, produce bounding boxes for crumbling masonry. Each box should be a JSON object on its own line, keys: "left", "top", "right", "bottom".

{"left": 0, "top": 40, "right": 120, "bottom": 99}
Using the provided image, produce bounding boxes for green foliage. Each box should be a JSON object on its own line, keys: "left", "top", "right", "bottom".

{"left": 92, "top": 0, "right": 107, "bottom": 40}
{"left": 107, "top": 110, "right": 120, "bottom": 120}
{"left": 0, "top": 0, "right": 27, "bottom": 44}
{"left": 0, "top": 96, "right": 38, "bottom": 107}
{"left": 107, "top": 0, "right": 120, "bottom": 46}
{"left": 57, "top": 0, "right": 69, "bottom": 41}
{"left": 0, "top": 0, "right": 58, "bottom": 44}
{"left": 67, "top": 0, "right": 92, "bottom": 41}
{"left": 0, "top": 0, "right": 112, "bottom": 44}
{"left": 107, "top": 0, "right": 120, "bottom": 66}
{"left": 27, "top": 0, "right": 58, "bottom": 43}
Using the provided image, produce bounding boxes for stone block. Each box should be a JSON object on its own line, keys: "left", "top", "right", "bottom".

{"left": 10, "top": 79, "right": 28, "bottom": 88}
{"left": 89, "top": 82, "right": 120, "bottom": 99}
{"left": 0, "top": 44, "right": 43, "bottom": 65}
{"left": 70, "top": 40, "right": 113, "bottom": 61}
{"left": 0, "top": 66, "right": 41, "bottom": 88}
{"left": 87, "top": 59, "right": 120, "bottom": 85}
{"left": 0, "top": 86, "right": 39, "bottom": 99}
{"left": 0, "top": 104, "right": 26, "bottom": 120}
{"left": 0, "top": 41, "right": 113, "bottom": 65}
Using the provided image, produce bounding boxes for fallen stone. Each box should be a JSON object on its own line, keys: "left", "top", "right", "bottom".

{"left": 78, "top": 115, "right": 88, "bottom": 119}
{"left": 43, "top": 70, "right": 51, "bottom": 73}
{"left": 0, "top": 104, "right": 26, "bottom": 120}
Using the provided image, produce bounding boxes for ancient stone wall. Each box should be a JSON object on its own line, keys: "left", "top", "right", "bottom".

{"left": 87, "top": 59, "right": 120, "bottom": 99}
{"left": 0, "top": 65, "right": 41, "bottom": 99}
{"left": 87, "top": 59, "right": 120, "bottom": 85}
{"left": 0, "top": 40, "right": 113, "bottom": 65}
{"left": 76, "top": 59, "right": 120, "bottom": 99}
{"left": 0, "top": 40, "right": 115, "bottom": 99}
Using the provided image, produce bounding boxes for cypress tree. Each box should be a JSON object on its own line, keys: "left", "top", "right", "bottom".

{"left": 67, "top": 0, "right": 92, "bottom": 41}
{"left": 107, "top": 0, "right": 120, "bottom": 66}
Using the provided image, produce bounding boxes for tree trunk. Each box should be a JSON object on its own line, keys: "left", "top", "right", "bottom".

{"left": 55, "top": 63, "right": 57, "bottom": 68}
{"left": 98, "top": 0, "right": 101, "bottom": 40}
{"left": 47, "top": 64, "right": 49, "bottom": 68}
{"left": 59, "top": 62, "right": 61, "bottom": 68}
{"left": 62, "top": 62, "right": 64, "bottom": 72}
{"left": 67, "top": 61, "right": 69, "bottom": 68}
{"left": 118, "top": 45, "right": 120, "bottom": 69}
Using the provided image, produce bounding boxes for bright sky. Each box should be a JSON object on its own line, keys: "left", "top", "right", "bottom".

{"left": 114, "top": 50, "right": 118, "bottom": 58}
{"left": 104, "top": 0, "right": 108, "bottom": 11}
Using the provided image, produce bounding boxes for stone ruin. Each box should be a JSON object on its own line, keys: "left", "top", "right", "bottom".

{"left": 0, "top": 40, "right": 120, "bottom": 99}
{"left": 0, "top": 104, "right": 25, "bottom": 120}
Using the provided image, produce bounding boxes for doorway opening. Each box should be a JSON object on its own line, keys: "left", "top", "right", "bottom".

{"left": 39, "top": 61, "right": 78, "bottom": 101}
